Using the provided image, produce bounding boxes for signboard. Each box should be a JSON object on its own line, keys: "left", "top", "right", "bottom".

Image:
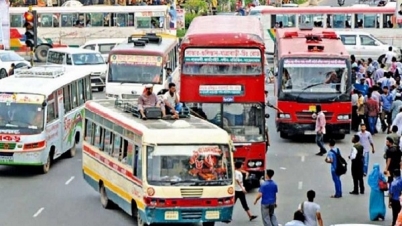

{"left": 184, "top": 49, "right": 261, "bottom": 64}
{"left": 109, "top": 55, "right": 163, "bottom": 67}
{"left": 397, "top": 0, "right": 402, "bottom": 24}
{"left": 135, "top": 11, "right": 165, "bottom": 17}
{"left": 283, "top": 59, "right": 346, "bottom": 68}
{"left": 0, "top": 93, "right": 45, "bottom": 104}
{"left": 199, "top": 85, "right": 244, "bottom": 96}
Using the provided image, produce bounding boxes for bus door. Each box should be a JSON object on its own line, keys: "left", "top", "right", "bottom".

{"left": 57, "top": 88, "right": 65, "bottom": 155}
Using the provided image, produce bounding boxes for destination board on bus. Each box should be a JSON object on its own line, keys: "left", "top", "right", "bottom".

{"left": 109, "top": 54, "right": 163, "bottom": 66}
{"left": 283, "top": 59, "right": 346, "bottom": 68}
{"left": 199, "top": 85, "right": 244, "bottom": 96}
{"left": 184, "top": 48, "right": 261, "bottom": 64}
{"left": 0, "top": 93, "right": 44, "bottom": 104}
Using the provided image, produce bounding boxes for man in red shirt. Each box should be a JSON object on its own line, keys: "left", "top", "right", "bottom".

{"left": 365, "top": 92, "right": 379, "bottom": 134}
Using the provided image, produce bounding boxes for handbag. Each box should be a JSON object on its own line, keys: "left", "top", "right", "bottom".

{"left": 379, "top": 179, "right": 388, "bottom": 191}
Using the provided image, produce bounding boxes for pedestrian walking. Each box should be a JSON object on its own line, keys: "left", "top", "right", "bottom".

{"left": 314, "top": 105, "right": 327, "bottom": 156}
{"left": 391, "top": 94, "right": 402, "bottom": 122}
{"left": 325, "top": 139, "right": 342, "bottom": 198}
{"left": 285, "top": 211, "right": 305, "bottom": 226}
{"left": 389, "top": 169, "right": 402, "bottom": 226}
{"left": 392, "top": 108, "right": 402, "bottom": 135}
{"left": 297, "top": 190, "right": 324, "bottom": 226}
{"left": 352, "top": 90, "right": 359, "bottom": 132}
{"left": 365, "top": 92, "right": 380, "bottom": 134}
{"left": 368, "top": 163, "right": 387, "bottom": 221}
{"left": 234, "top": 162, "right": 258, "bottom": 221}
{"left": 357, "top": 123, "right": 375, "bottom": 176}
{"left": 384, "top": 137, "right": 401, "bottom": 184}
{"left": 387, "top": 125, "right": 400, "bottom": 151}
{"left": 254, "top": 169, "right": 278, "bottom": 226}
{"left": 380, "top": 85, "right": 394, "bottom": 133}
{"left": 349, "top": 134, "right": 365, "bottom": 195}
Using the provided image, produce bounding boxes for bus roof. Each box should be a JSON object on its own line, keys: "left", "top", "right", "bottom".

{"left": 182, "top": 16, "right": 264, "bottom": 46}
{"left": 85, "top": 99, "right": 230, "bottom": 144}
{"left": 276, "top": 28, "right": 349, "bottom": 58}
{"left": 110, "top": 37, "right": 178, "bottom": 56}
{"left": 9, "top": 5, "right": 169, "bottom": 13}
{"left": 0, "top": 66, "right": 91, "bottom": 97}
{"left": 258, "top": 5, "right": 394, "bottom": 13}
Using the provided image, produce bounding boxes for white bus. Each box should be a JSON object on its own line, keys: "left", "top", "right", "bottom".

{"left": 0, "top": 66, "right": 92, "bottom": 174}
{"left": 83, "top": 98, "right": 235, "bottom": 226}
{"left": 106, "top": 34, "right": 179, "bottom": 99}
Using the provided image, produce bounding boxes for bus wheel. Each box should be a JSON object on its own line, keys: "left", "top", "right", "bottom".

{"left": 137, "top": 210, "right": 149, "bottom": 226}
{"left": 202, "top": 222, "right": 215, "bottom": 226}
{"left": 99, "top": 183, "right": 112, "bottom": 209}
{"left": 40, "top": 154, "right": 51, "bottom": 174}
{"left": 279, "top": 132, "right": 288, "bottom": 139}
{"left": 0, "top": 69, "right": 7, "bottom": 79}
{"left": 66, "top": 140, "right": 77, "bottom": 158}
{"left": 35, "top": 45, "right": 50, "bottom": 62}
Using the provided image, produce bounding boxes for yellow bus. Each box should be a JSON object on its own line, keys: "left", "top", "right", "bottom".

{"left": 82, "top": 98, "right": 235, "bottom": 226}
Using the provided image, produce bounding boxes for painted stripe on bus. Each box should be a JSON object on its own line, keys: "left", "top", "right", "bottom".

{"left": 268, "top": 29, "right": 276, "bottom": 42}
{"left": 83, "top": 144, "right": 143, "bottom": 186}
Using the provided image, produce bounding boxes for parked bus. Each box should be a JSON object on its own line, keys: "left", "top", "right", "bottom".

{"left": 179, "top": 16, "right": 266, "bottom": 190}
{"left": 249, "top": 3, "right": 401, "bottom": 60}
{"left": 9, "top": 6, "right": 181, "bottom": 61}
{"left": 106, "top": 34, "right": 179, "bottom": 99}
{"left": 274, "top": 27, "right": 352, "bottom": 139}
{"left": 0, "top": 66, "right": 92, "bottom": 173}
{"left": 83, "top": 98, "right": 235, "bottom": 226}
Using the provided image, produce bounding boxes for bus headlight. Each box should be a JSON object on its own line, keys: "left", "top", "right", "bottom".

{"left": 255, "top": 161, "right": 263, "bottom": 167}
{"left": 279, "top": 113, "right": 291, "bottom": 119}
{"left": 337, "top": 115, "right": 349, "bottom": 120}
{"left": 248, "top": 161, "right": 255, "bottom": 167}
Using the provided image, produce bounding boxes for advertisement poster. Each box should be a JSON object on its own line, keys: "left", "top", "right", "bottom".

{"left": 176, "top": 8, "right": 185, "bottom": 30}
{"left": 0, "top": 0, "right": 10, "bottom": 49}
{"left": 397, "top": 0, "right": 402, "bottom": 26}
{"left": 283, "top": 59, "right": 346, "bottom": 68}
{"left": 184, "top": 48, "right": 261, "bottom": 64}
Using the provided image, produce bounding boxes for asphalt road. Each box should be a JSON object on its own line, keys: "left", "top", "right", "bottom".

{"left": 0, "top": 84, "right": 394, "bottom": 226}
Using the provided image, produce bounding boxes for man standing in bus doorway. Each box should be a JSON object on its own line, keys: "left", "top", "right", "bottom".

{"left": 315, "top": 105, "right": 327, "bottom": 156}
{"left": 234, "top": 162, "right": 258, "bottom": 222}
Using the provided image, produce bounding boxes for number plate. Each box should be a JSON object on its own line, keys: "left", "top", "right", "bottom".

{"left": 304, "top": 130, "right": 316, "bottom": 135}
{"left": 0, "top": 156, "right": 13, "bottom": 162}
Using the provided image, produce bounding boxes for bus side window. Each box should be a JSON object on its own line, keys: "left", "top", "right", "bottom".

{"left": 84, "top": 119, "right": 93, "bottom": 143}
{"left": 46, "top": 92, "right": 57, "bottom": 123}
{"left": 135, "top": 145, "right": 142, "bottom": 179}
{"left": 63, "top": 85, "right": 72, "bottom": 113}
{"left": 112, "top": 135, "right": 122, "bottom": 160}
{"left": 71, "top": 81, "right": 78, "bottom": 109}
{"left": 84, "top": 76, "right": 92, "bottom": 101}
{"left": 94, "top": 124, "right": 103, "bottom": 149}
{"left": 103, "top": 130, "right": 112, "bottom": 154}
{"left": 77, "top": 78, "right": 85, "bottom": 106}
{"left": 121, "top": 139, "right": 131, "bottom": 165}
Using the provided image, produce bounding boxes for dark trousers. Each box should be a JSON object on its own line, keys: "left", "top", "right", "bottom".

{"left": 352, "top": 106, "right": 358, "bottom": 131}
{"left": 235, "top": 191, "right": 250, "bottom": 211}
{"left": 352, "top": 170, "right": 364, "bottom": 193}
{"left": 391, "top": 199, "right": 401, "bottom": 226}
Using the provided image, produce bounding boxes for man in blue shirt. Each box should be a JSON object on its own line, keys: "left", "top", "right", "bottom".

{"left": 353, "top": 77, "right": 369, "bottom": 96}
{"left": 380, "top": 86, "right": 394, "bottom": 133}
{"left": 254, "top": 169, "right": 278, "bottom": 226}
{"left": 325, "top": 139, "right": 342, "bottom": 198}
{"left": 389, "top": 169, "right": 402, "bottom": 226}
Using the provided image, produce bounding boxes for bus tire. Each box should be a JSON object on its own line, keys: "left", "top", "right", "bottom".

{"left": 279, "top": 132, "right": 288, "bottom": 139}
{"left": 35, "top": 45, "right": 51, "bottom": 62}
{"left": 0, "top": 69, "right": 7, "bottom": 79}
{"left": 66, "top": 141, "right": 76, "bottom": 158}
{"left": 203, "top": 222, "right": 215, "bottom": 226}
{"left": 40, "top": 150, "right": 53, "bottom": 174}
{"left": 99, "top": 182, "right": 113, "bottom": 209}
{"left": 136, "top": 207, "right": 149, "bottom": 226}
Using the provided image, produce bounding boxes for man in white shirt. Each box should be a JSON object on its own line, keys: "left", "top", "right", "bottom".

{"left": 234, "top": 162, "right": 258, "bottom": 221}
{"left": 385, "top": 46, "right": 397, "bottom": 69}
{"left": 298, "top": 190, "right": 323, "bottom": 226}
{"left": 163, "top": 82, "right": 182, "bottom": 119}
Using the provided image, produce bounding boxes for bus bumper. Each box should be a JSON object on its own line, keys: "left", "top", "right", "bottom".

{"left": 141, "top": 206, "right": 234, "bottom": 224}
{"left": 0, "top": 150, "right": 45, "bottom": 166}
{"left": 244, "top": 170, "right": 265, "bottom": 188}
{"left": 277, "top": 122, "right": 350, "bottom": 136}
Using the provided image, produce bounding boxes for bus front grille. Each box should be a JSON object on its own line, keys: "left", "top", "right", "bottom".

{"left": 296, "top": 112, "right": 333, "bottom": 121}
{"left": 180, "top": 188, "right": 203, "bottom": 198}
{"left": 181, "top": 210, "right": 203, "bottom": 220}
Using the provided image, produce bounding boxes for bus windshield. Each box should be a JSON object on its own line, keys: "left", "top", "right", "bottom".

{"left": 182, "top": 48, "right": 262, "bottom": 75}
{"left": 147, "top": 145, "right": 233, "bottom": 186}
{"left": 0, "top": 102, "right": 44, "bottom": 131}
{"left": 279, "top": 58, "right": 351, "bottom": 101}
{"left": 189, "top": 103, "right": 265, "bottom": 143}
{"left": 108, "top": 54, "right": 163, "bottom": 84}
{"left": 72, "top": 53, "right": 105, "bottom": 65}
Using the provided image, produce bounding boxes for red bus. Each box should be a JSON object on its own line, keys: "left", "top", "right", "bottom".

{"left": 274, "top": 27, "right": 352, "bottom": 139}
{"left": 180, "top": 16, "right": 267, "bottom": 190}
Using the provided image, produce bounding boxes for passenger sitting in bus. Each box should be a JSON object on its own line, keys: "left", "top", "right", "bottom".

{"left": 138, "top": 84, "right": 167, "bottom": 120}
{"left": 282, "top": 69, "right": 292, "bottom": 89}
{"left": 163, "top": 83, "right": 182, "bottom": 119}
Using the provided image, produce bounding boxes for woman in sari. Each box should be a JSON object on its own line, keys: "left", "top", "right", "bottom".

{"left": 368, "top": 163, "right": 387, "bottom": 221}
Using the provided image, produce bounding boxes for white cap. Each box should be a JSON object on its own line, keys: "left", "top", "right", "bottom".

{"left": 145, "top": 84, "right": 153, "bottom": 88}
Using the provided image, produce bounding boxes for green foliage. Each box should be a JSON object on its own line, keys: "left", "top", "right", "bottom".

{"left": 177, "top": 29, "right": 187, "bottom": 38}
{"left": 296, "top": 0, "right": 308, "bottom": 4}
{"left": 183, "top": 0, "right": 208, "bottom": 14}
{"left": 184, "top": 13, "right": 198, "bottom": 29}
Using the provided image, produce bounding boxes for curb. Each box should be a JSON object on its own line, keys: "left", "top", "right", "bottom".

{"left": 299, "top": 0, "right": 323, "bottom": 7}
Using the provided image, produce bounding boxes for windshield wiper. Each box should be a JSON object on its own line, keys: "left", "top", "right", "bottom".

{"left": 295, "top": 82, "right": 325, "bottom": 102}
{"left": 170, "top": 180, "right": 199, "bottom": 185}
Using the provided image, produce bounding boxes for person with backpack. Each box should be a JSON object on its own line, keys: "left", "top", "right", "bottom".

{"left": 325, "top": 139, "right": 344, "bottom": 198}
{"left": 367, "top": 163, "right": 387, "bottom": 221}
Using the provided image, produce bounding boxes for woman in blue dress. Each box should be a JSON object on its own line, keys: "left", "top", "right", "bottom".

{"left": 368, "top": 163, "right": 387, "bottom": 221}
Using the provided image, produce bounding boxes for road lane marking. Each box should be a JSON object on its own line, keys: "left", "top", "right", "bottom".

{"left": 301, "top": 156, "right": 305, "bottom": 162}
{"left": 33, "top": 208, "right": 44, "bottom": 218}
{"left": 280, "top": 167, "right": 286, "bottom": 170}
{"left": 77, "top": 159, "right": 82, "bottom": 162}
{"left": 298, "top": 181, "right": 303, "bottom": 190}
{"left": 65, "top": 176, "right": 75, "bottom": 185}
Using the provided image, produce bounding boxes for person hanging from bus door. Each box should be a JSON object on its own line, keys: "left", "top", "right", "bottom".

{"left": 163, "top": 83, "right": 182, "bottom": 119}
{"left": 265, "top": 90, "right": 282, "bottom": 152}
{"left": 164, "top": 68, "right": 173, "bottom": 89}
{"left": 138, "top": 84, "right": 167, "bottom": 120}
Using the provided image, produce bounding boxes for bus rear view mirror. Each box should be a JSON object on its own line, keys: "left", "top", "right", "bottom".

{"left": 42, "top": 101, "right": 47, "bottom": 108}
{"left": 265, "top": 114, "right": 270, "bottom": 118}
